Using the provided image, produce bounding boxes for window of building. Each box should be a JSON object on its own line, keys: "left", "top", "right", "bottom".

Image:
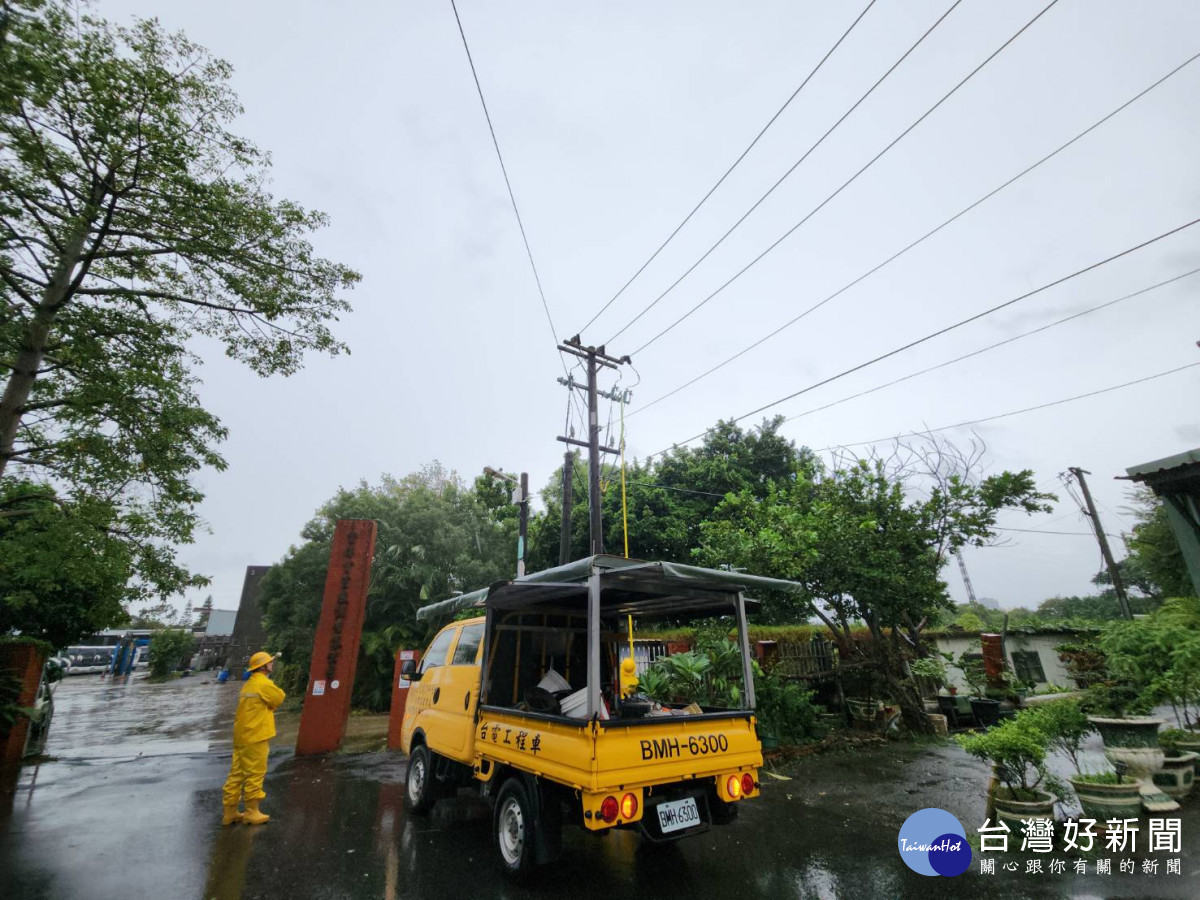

{"left": 1011, "top": 650, "right": 1047, "bottom": 685}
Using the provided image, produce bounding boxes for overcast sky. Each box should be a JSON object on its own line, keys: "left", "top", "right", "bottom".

{"left": 99, "top": 0, "right": 1200, "bottom": 615}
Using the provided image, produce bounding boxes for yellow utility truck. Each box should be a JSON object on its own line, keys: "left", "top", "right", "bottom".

{"left": 399, "top": 554, "right": 802, "bottom": 876}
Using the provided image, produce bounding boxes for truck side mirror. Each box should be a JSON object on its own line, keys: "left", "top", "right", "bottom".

{"left": 401, "top": 659, "right": 420, "bottom": 680}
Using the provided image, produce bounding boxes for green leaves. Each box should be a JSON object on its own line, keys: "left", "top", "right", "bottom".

{"left": 1, "top": 1, "right": 360, "bottom": 630}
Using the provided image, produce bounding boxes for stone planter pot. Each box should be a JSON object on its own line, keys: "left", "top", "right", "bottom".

{"left": 969, "top": 697, "right": 1002, "bottom": 727}
{"left": 992, "top": 787, "right": 1057, "bottom": 831}
{"left": 846, "top": 698, "right": 882, "bottom": 726}
{"left": 1069, "top": 776, "right": 1143, "bottom": 820}
{"left": 926, "top": 713, "right": 948, "bottom": 736}
{"left": 1153, "top": 751, "right": 1198, "bottom": 801}
{"left": 1088, "top": 717, "right": 1165, "bottom": 780}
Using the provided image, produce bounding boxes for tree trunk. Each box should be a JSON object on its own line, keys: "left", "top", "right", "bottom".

{"left": 0, "top": 220, "right": 90, "bottom": 477}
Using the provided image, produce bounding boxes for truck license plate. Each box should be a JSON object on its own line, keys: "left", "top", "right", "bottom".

{"left": 656, "top": 797, "right": 700, "bottom": 834}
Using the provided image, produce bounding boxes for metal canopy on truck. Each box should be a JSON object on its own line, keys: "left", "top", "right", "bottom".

{"left": 414, "top": 554, "right": 804, "bottom": 622}
{"left": 416, "top": 555, "right": 807, "bottom": 721}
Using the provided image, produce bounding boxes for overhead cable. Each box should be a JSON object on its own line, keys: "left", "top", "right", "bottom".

{"left": 629, "top": 52, "right": 1200, "bottom": 418}
{"left": 647, "top": 215, "right": 1200, "bottom": 457}
{"left": 778, "top": 266, "right": 1200, "bottom": 426}
{"left": 449, "top": 0, "right": 562, "bottom": 358}
{"left": 823, "top": 361, "right": 1200, "bottom": 450}
{"left": 577, "top": 0, "right": 880, "bottom": 337}
{"left": 621, "top": 0, "right": 1063, "bottom": 354}
{"left": 600, "top": 0, "right": 956, "bottom": 343}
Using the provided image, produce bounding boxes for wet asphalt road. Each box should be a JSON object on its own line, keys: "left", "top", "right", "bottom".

{"left": 3, "top": 676, "right": 1199, "bottom": 899}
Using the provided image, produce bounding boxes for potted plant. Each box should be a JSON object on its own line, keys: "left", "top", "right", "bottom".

{"left": 957, "top": 715, "right": 1061, "bottom": 830}
{"left": 955, "top": 648, "right": 1000, "bottom": 727}
{"left": 1027, "top": 699, "right": 1143, "bottom": 820}
{"left": 1155, "top": 729, "right": 1198, "bottom": 801}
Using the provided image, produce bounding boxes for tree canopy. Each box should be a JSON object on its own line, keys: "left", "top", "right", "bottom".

{"left": 259, "top": 465, "right": 518, "bottom": 710}
{"left": 0, "top": 0, "right": 358, "bottom": 644}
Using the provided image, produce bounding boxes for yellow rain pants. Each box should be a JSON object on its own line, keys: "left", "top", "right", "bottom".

{"left": 222, "top": 671, "right": 286, "bottom": 806}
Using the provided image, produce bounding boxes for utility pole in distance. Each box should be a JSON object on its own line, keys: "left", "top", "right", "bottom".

{"left": 1067, "top": 467, "right": 1133, "bottom": 620}
{"left": 557, "top": 337, "right": 630, "bottom": 557}
{"left": 484, "top": 467, "right": 529, "bottom": 577}
{"left": 558, "top": 450, "right": 574, "bottom": 566}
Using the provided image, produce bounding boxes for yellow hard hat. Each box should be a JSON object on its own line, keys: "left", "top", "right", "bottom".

{"left": 247, "top": 651, "right": 278, "bottom": 671}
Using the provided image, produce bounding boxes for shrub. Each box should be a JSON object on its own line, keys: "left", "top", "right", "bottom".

{"left": 1024, "top": 699, "right": 1092, "bottom": 773}
{"left": 148, "top": 629, "right": 195, "bottom": 678}
{"left": 754, "top": 670, "right": 820, "bottom": 745}
{"left": 957, "top": 714, "right": 1053, "bottom": 800}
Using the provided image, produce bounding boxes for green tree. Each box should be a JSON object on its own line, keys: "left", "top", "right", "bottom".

{"left": 259, "top": 465, "right": 518, "bottom": 710}
{"left": 0, "top": 2, "right": 358, "bottom": 617}
{"left": 526, "top": 418, "right": 815, "bottom": 570}
{"left": 147, "top": 627, "right": 194, "bottom": 678}
{"left": 1121, "top": 488, "right": 1195, "bottom": 599}
{"left": 697, "top": 451, "right": 1053, "bottom": 731}
{"left": 0, "top": 480, "right": 130, "bottom": 647}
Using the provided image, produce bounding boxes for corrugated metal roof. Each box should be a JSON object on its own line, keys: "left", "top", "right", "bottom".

{"left": 1126, "top": 447, "right": 1200, "bottom": 480}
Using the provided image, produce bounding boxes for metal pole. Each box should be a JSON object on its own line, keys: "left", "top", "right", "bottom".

{"left": 1069, "top": 467, "right": 1133, "bottom": 620}
{"left": 586, "top": 350, "right": 603, "bottom": 556}
{"left": 735, "top": 593, "right": 755, "bottom": 709}
{"left": 517, "top": 471, "right": 528, "bottom": 578}
{"left": 587, "top": 572, "right": 601, "bottom": 719}
{"left": 559, "top": 451, "right": 573, "bottom": 566}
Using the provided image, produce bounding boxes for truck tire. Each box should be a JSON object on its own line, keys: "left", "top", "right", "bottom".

{"left": 494, "top": 778, "right": 536, "bottom": 878}
{"left": 404, "top": 744, "right": 437, "bottom": 814}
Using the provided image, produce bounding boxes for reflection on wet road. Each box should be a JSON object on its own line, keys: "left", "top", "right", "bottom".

{"left": 3, "top": 677, "right": 1198, "bottom": 899}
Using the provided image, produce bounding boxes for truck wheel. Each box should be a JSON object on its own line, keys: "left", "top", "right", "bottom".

{"left": 404, "top": 744, "right": 437, "bottom": 814}
{"left": 494, "top": 779, "right": 536, "bottom": 878}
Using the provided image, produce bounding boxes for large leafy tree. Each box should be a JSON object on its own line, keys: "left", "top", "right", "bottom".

{"left": 0, "top": 1, "right": 359, "bottom": 632}
{"left": 697, "top": 449, "right": 1054, "bottom": 731}
{"left": 259, "top": 465, "right": 518, "bottom": 710}
{"left": 526, "top": 417, "right": 815, "bottom": 569}
{"left": 1120, "top": 487, "right": 1195, "bottom": 599}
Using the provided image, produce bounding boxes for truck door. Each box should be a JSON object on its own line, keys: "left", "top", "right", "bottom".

{"left": 439, "top": 623, "right": 485, "bottom": 759}
{"left": 410, "top": 625, "right": 458, "bottom": 754}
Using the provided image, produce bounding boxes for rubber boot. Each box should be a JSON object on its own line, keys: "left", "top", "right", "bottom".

{"left": 243, "top": 799, "right": 270, "bottom": 825}
{"left": 221, "top": 805, "right": 243, "bottom": 826}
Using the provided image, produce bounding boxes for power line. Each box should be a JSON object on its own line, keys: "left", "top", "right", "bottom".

{"left": 824, "top": 361, "right": 1200, "bottom": 450}
{"left": 777, "top": 266, "right": 1200, "bottom": 426}
{"left": 449, "top": 0, "right": 562, "bottom": 356}
{"left": 995, "top": 526, "right": 1120, "bottom": 538}
{"left": 649, "top": 215, "right": 1200, "bottom": 457}
{"left": 577, "top": 0, "right": 880, "bottom": 337}
{"left": 624, "top": 0, "right": 1063, "bottom": 355}
{"left": 602, "top": 0, "right": 961, "bottom": 344}
{"left": 629, "top": 52, "right": 1200, "bottom": 419}
{"left": 625, "top": 481, "right": 729, "bottom": 499}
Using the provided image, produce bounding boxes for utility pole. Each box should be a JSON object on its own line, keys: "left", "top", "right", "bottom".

{"left": 1067, "top": 467, "right": 1133, "bottom": 620}
{"left": 559, "top": 450, "right": 573, "bottom": 566}
{"left": 484, "top": 467, "right": 529, "bottom": 577}
{"left": 954, "top": 550, "right": 979, "bottom": 606}
{"left": 557, "top": 337, "right": 630, "bottom": 557}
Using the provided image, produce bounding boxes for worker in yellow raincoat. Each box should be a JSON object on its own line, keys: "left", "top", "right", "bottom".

{"left": 222, "top": 651, "right": 285, "bottom": 825}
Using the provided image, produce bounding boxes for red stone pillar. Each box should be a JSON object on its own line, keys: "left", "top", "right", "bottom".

{"left": 386, "top": 649, "right": 420, "bottom": 751}
{"left": 980, "top": 633, "right": 1006, "bottom": 683}
{"left": 295, "top": 519, "right": 377, "bottom": 756}
{"left": 0, "top": 641, "right": 47, "bottom": 770}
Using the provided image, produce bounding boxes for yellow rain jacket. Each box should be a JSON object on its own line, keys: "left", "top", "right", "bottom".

{"left": 234, "top": 671, "right": 286, "bottom": 745}
{"left": 224, "top": 670, "right": 286, "bottom": 808}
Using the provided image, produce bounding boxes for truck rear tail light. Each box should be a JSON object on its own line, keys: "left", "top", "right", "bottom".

{"left": 620, "top": 792, "right": 638, "bottom": 820}
{"left": 742, "top": 773, "right": 755, "bottom": 795}
{"left": 726, "top": 774, "right": 743, "bottom": 799}
{"left": 600, "top": 795, "right": 619, "bottom": 823}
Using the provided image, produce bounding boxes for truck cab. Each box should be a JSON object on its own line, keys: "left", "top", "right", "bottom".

{"left": 399, "top": 555, "right": 800, "bottom": 877}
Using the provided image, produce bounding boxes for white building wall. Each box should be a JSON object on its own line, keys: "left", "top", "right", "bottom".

{"left": 930, "top": 633, "right": 1079, "bottom": 690}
